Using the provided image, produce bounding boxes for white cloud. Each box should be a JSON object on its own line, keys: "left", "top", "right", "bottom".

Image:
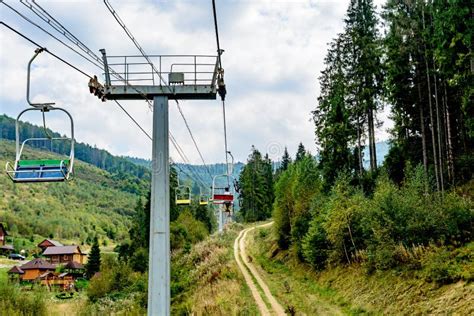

{"left": 0, "top": 0, "right": 390, "bottom": 164}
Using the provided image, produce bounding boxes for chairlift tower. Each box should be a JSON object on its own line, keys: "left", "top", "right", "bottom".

{"left": 97, "top": 50, "right": 224, "bottom": 316}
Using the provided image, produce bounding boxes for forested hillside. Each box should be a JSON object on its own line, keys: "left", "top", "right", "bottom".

{"left": 0, "top": 140, "right": 138, "bottom": 250}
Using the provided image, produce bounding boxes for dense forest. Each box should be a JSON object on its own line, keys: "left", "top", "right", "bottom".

{"left": 237, "top": 0, "right": 473, "bottom": 285}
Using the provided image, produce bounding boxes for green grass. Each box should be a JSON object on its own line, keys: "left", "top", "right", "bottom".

{"left": 247, "top": 226, "right": 373, "bottom": 315}
{"left": 171, "top": 223, "right": 259, "bottom": 315}
{"left": 248, "top": 225, "right": 474, "bottom": 315}
{"left": 0, "top": 268, "right": 9, "bottom": 284}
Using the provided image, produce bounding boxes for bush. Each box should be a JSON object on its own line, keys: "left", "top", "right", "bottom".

{"left": 421, "top": 242, "right": 474, "bottom": 284}
{"left": 0, "top": 280, "right": 47, "bottom": 316}
{"left": 298, "top": 164, "right": 474, "bottom": 280}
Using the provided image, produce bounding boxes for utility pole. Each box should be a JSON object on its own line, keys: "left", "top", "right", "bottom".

{"left": 96, "top": 50, "right": 222, "bottom": 316}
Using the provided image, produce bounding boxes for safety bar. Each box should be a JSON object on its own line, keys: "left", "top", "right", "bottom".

{"left": 100, "top": 50, "right": 219, "bottom": 88}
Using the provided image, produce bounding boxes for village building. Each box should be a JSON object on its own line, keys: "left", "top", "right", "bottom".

{"left": 0, "top": 223, "right": 14, "bottom": 255}
{"left": 37, "top": 239, "right": 63, "bottom": 251}
{"left": 42, "top": 245, "right": 87, "bottom": 264}
{"left": 7, "top": 265, "right": 24, "bottom": 282}
{"left": 63, "top": 260, "right": 85, "bottom": 278}
{"left": 39, "top": 271, "right": 75, "bottom": 291}
{"left": 0, "top": 223, "right": 7, "bottom": 246}
{"left": 17, "top": 258, "right": 56, "bottom": 281}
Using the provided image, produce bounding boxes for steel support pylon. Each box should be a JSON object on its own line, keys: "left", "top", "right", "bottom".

{"left": 218, "top": 206, "right": 223, "bottom": 233}
{"left": 148, "top": 96, "right": 170, "bottom": 316}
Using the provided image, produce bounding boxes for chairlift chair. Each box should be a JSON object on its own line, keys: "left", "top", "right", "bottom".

{"left": 199, "top": 188, "right": 210, "bottom": 206}
{"left": 175, "top": 185, "right": 192, "bottom": 205}
{"left": 212, "top": 174, "right": 234, "bottom": 205}
{"left": 5, "top": 107, "right": 75, "bottom": 183}
{"left": 5, "top": 49, "right": 75, "bottom": 183}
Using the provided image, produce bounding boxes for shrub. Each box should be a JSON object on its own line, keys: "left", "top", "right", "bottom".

{"left": 302, "top": 215, "right": 329, "bottom": 270}
{"left": 0, "top": 280, "right": 47, "bottom": 316}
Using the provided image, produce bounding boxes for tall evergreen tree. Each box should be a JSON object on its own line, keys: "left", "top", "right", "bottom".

{"left": 295, "top": 142, "right": 307, "bottom": 162}
{"left": 280, "top": 147, "right": 291, "bottom": 172}
{"left": 383, "top": 0, "right": 473, "bottom": 185}
{"left": 314, "top": 35, "right": 354, "bottom": 190}
{"left": 238, "top": 146, "right": 274, "bottom": 222}
{"left": 345, "top": 0, "right": 383, "bottom": 172}
{"left": 85, "top": 237, "right": 101, "bottom": 279}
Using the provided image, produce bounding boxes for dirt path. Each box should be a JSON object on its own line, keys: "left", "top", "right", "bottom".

{"left": 235, "top": 222, "right": 286, "bottom": 316}
{"left": 234, "top": 228, "right": 271, "bottom": 315}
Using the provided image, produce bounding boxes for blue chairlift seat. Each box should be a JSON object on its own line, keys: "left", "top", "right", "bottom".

{"left": 10, "top": 159, "right": 70, "bottom": 183}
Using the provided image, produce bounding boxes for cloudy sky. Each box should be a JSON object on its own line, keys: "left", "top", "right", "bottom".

{"left": 0, "top": 0, "right": 389, "bottom": 164}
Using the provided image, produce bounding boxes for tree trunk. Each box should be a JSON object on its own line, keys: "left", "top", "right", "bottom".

{"left": 357, "top": 115, "right": 363, "bottom": 176}
{"left": 367, "top": 107, "right": 377, "bottom": 172}
{"left": 417, "top": 69, "right": 429, "bottom": 180}
{"left": 444, "top": 82, "right": 455, "bottom": 184}
{"left": 422, "top": 6, "right": 440, "bottom": 191}
{"left": 433, "top": 62, "right": 444, "bottom": 193}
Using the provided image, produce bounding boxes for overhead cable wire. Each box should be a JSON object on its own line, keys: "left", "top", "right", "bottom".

{"left": 2, "top": 1, "right": 104, "bottom": 71}
{"left": 12, "top": 0, "right": 211, "bottom": 188}
{"left": 21, "top": 0, "right": 104, "bottom": 68}
{"left": 0, "top": 22, "right": 92, "bottom": 79}
{"left": 21, "top": 0, "right": 154, "bottom": 111}
{"left": 211, "top": 0, "right": 231, "bottom": 184}
{"left": 103, "top": 0, "right": 214, "bottom": 181}
{"left": 113, "top": 100, "right": 152, "bottom": 140}
{"left": 211, "top": 0, "right": 223, "bottom": 69}
{"left": 0, "top": 21, "right": 206, "bottom": 188}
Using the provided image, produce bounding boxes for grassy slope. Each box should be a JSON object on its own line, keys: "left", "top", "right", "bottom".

{"left": 248, "top": 225, "right": 474, "bottom": 315}
{"left": 172, "top": 223, "right": 258, "bottom": 315}
{"left": 0, "top": 140, "right": 138, "bottom": 248}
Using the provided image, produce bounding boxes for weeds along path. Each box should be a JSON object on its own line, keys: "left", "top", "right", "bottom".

{"left": 235, "top": 222, "right": 286, "bottom": 316}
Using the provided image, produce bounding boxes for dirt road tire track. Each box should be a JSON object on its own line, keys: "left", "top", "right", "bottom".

{"left": 235, "top": 222, "right": 286, "bottom": 316}
{"left": 234, "top": 228, "right": 271, "bottom": 316}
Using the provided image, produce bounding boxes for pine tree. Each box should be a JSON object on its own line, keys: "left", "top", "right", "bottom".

{"left": 238, "top": 146, "right": 274, "bottom": 222}
{"left": 313, "top": 35, "right": 354, "bottom": 189}
{"left": 85, "top": 237, "right": 101, "bottom": 279}
{"left": 280, "top": 147, "right": 291, "bottom": 172}
{"left": 345, "top": 0, "right": 383, "bottom": 172}
{"left": 295, "top": 142, "right": 306, "bottom": 162}
{"left": 382, "top": 0, "right": 473, "bottom": 185}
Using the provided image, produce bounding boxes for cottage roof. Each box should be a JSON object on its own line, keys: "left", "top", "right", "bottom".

{"left": 7, "top": 265, "right": 24, "bottom": 274}
{"left": 38, "top": 239, "right": 63, "bottom": 247}
{"left": 43, "top": 245, "right": 82, "bottom": 256}
{"left": 64, "top": 261, "right": 84, "bottom": 269}
{"left": 0, "top": 245, "right": 14, "bottom": 251}
{"left": 20, "top": 258, "right": 56, "bottom": 270}
{"left": 39, "top": 271, "right": 53, "bottom": 279}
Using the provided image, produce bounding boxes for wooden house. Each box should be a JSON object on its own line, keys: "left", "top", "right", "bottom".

{"left": 37, "top": 239, "right": 63, "bottom": 251}
{"left": 42, "top": 245, "right": 86, "bottom": 264}
{"left": 7, "top": 265, "right": 24, "bottom": 282}
{"left": 0, "top": 223, "right": 8, "bottom": 246}
{"left": 63, "top": 260, "right": 85, "bottom": 278}
{"left": 0, "top": 223, "right": 14, "bottom": 255}
{"left": 19, "top": 258, "right": 56, "bottom": 281}
{"left": 40, "top": 272, "right": 75, "bottom": 291}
